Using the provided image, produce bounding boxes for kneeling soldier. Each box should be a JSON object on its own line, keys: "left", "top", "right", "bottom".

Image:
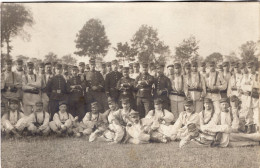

{"left": 49, "top": 101, "right": 74, "bottom": 136}
{"left": 1, "top": 99, "right": 26, "bottom": 138}
{"left": 26, "top": 101, "right": 50, "bottom": 136}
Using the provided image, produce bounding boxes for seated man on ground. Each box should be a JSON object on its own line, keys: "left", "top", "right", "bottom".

{"left": 49, "top": 101, "right": 74, "bottom": 136}
{"left": 1, "top": 98, "right": 27, "bottom": 138}
{"left": 144, "top": 98, "right": 174, "bottom": 143}
{"left": 26, "top": 101, "right": 50, "bottom": 136}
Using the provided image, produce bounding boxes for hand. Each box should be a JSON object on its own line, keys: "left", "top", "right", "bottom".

{"left": 71, "top": 86, "right": 75, "bottom": 89}
{"left": 92, "top": 86, "right": 98, "bottom": 91}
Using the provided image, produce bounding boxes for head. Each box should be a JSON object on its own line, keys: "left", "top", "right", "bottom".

{"left": 106, "top": 62, "right": 112, "bottom": 72}
{"left": 154, "top": 98, "right": 163, "bottom": 110}
{"left": 220, "top": 98, "right": 230, "bottom": 112}
{"left": 222, "top": 62, "right": 230, "bottom": 72}
{"left": 141, "top": 63, "right": 149, "bottom": 74}
{"left": 247, "top": 62, "right": 256, "bottom": 73}
{"left": 5, "top": 60, "right": 13, "bottom": 72}
{"left": 72, "top": 66, "right": 79, "bottom": 77}
{"left": 191, "top": 61, "right": 198, "bottom": 72}
{"left": 204, "top": 98, "right": 213, "bottom": 111}
{"left": 101, "top": 64, "right": 106, "bottom": 71}
{"left": 79, "top": 62, "right": 85, "bottom": 73}
{"left": 35, "top": 102, "right": 43, "bottom": 112}
{"left": 184, "top": 100, "right": 195, "bottom": 113}
{"left": 108, "top": 98, "right": 117, "bottom": 111}
{"left": 39, "top": 64, "right": 45, "bottom": 74}
{"left": 45, "top": 63, "right": 52, "bottom": 74}
{"left": 9, "top": 100, "right": 19, "bottom": 111}
{"left": 156, "top": 65, "right": 165, "bottom": 76}
{"left": 27, "top": 62, "right": 34, "bottom": 74}
{"left": 17, "top": 60, "right": 24, "bottom": 71}
{"left": 184, "top": 63, "right": 191, "bottom": 74}
{"left": 55, "top": 64, "right": 63, "bottom": 75}
{"left": 133, "top": 63, "right": 140, "bottom": 72}
{"left": 89, "top": 60, "right": 96, "bottom": 71}
{"left": 208, "top": 62, "right": 216, "bottom": 72}
{"left": 111, "top": 60, "right": 119, "bottom": 71}
{"left": 91, "top": 102, "right": 99, "bottom": 114}
{"left": 59, "top": 103, "right": 67, "bottom": 113}
{"left": 200, "top": 62, "right": 206, "bottom": 72}
{"left": 130, "top": 112, "right": 140, "bottom": 124}
{"left": 63, "top": 65, "right": 69, "bottom": 74}
{"left": 121, "top": 98, "right": 131, "bottom": 110}
{"left": 174, "top": 63, "right": 182, "bottom": 74}
{"left": 122, "top": 67, "right": 130, "bottom": 77}
{"left": 167, "top": 65, "right": 174, "bottom": 75}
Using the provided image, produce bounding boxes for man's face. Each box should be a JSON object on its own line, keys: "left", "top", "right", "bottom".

{"left": 9, "top": 103, "right": 18, "bottom": 111}
{"left": 141, "top": 67, "right": 148, "bottom": 74}
{"left": 90, "top": 64, "right": 95, "bottom": 71}
{"left": 168, "top": 67, "right": 174, "bottom": 75}
{"left": 107, "top": 66, "right": 112, "bottom": 72}
{"left": 112, "top": 64, "right": 118, "bottom": 71}
{"left": 91, "top": 105, "right": 98, "bottom": 114}
{"left": 223, "top": 66, "right": 229, "bottom": 71}
{"left": 6, "top": 64, "right": 12, "bottom": 71}
{"left": 174, "top": 67, "right": 181, "bottom": 74}
{"left": 134, "top": 66, "right": 139, "bottom": 72}
{"left": 191, "top": 66, "right": 198, "bottom": 72}
{"left": 204, "top": 102, "right": 212, "bottom": 111}
{"left": 72, "top": 69, "right": 78, "bottom": 76}
{"left": 210, "top": 65, "right": 215, "bottom": 72}
{"left": 17, "top": 64, "right": 23, "bottom": 70}
{"left": 108, "top": 102, "right": 116, "bottom": 111}
{"left": 157, "top": 67, "right": 164, "bottom": 75}
{"left": 154, "top": 103, "right": 162, "bottom": 110}
{"left": 220, "top": 102, "right": 230, "bottom": 112}
{"left": 28, "top": 67, "right": 34, "bottom": 74}
{"left": 79, "top": 66, "right": 85, "bottom": 72}
{"left": 39, "top": 67, "right": 45, "bottom": 74}
{"left": 185, "top": 66, "right": 191, "bottom": 74}
{"left": 248, "top": 66, "right": 255, "bottom": 73}
{"left": 59, "top": 104, "right": 67, "bottom": 112}
{"left": 45, "top": 65, "right": 52, "bottom": 73}
{"left": 200, "top": 66, "right": 206, "bottom": 72}
{"left": 123, "top": 70, "right": 129, "bottom": 77}
{"left": 230, "top": 101, "right": 238, "bottom": 109}
{"left": 184, "top": 105, "right": 194, "bottom": 113}
{"left": 122, "top": 102, "right": 130, "bottom": 110}
{"left": 130, "top": 115, "right": 140, "bottom": 124}
{"left": 35, "top": 105, "right": 43, "bottom": 112}
{"left": 234, "top": 67, "right": 239, "bottom": 73}
{"left": 56, "top": 68, "right": 63, "bottom": 75}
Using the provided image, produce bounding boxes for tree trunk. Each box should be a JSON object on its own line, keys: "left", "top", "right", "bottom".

{"left": 6, "top": 40, "right": 10, "bottom": 57}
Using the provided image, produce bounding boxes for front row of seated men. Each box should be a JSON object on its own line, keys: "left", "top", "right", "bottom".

{"left": 1, "top": 96, "right": 260, "bottom": 147}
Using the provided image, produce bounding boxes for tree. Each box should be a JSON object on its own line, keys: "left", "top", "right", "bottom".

{"left": 16, "top": 55, "right": 30, "bottom": 63}
{"left": 131, "top": 25, "right": 170, "bottom": 64}
{"left": 223, "top": 52, "right": 239, "bottom": 62}
{"left": 239, "top": 41, "right": 257, "bottom": 63}
{"left": 175, "top": 35, "right": 199, "bottom": 63}
{"left": 44, "top": 52, "right": 58, "bottom": 63}
{"left": 61, "top": 54, "right": 77, "bottom": 65}
{"left": 113, "top": 42, "right": 136, "bottom": 64}
{"left": 205, "top": 52, "right": 223, "bottom": 63}
{"left": 1, "top": 3, "right": 34, "bottom": 58}
{"left": 74, "top": 18, "right": 111, "bottom": 59}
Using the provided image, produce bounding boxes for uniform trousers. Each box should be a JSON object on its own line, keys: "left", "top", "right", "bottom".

{"left": 136, "top": 97, "right": 152, "bottom": 118}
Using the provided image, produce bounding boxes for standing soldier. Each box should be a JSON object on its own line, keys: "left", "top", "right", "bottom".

{"left": 240, "top": 61, "right": 248, "bottom": 75}
{"left": 205, "top": 61, "right": 227, "bottom": 114}
{"left": 1, "top": 59, "right": 23, "bottom": 108}
{"left": 117, "top": 67, "right": 136, "bottom": 110}
{"left": 67, "top": 66, "right": 86, "bottom": 121}
{"left": 220, "top": 61, "right": 231, "bottom": 98}
{"left": 168, "top": 62, "right": 186, "bottom": 121}
{"left": 85, "top": 64, "right": 90, "bottom": 73}
{"left": 85, "top": 59, "right": 108, "bottom": 112}
{"left": 184, "top": 60, "right": 206, "bottom": 113}
{"left": 37, "top": 63, "right": 49, "bottom": 112}
{"left": 22, "top": 62, "right": 42, "bottom": 116}
{"left": 45, "top": 62, "right": 54, "bottom": 83}
{"left": 46, "top": 63, "right": 69, "bottom": 120}
{"left": 154, "top": 63, "right": 171, "bottom": 110}
{"left": 15, "top": 59, "right": 25, "bottom": 102}
{"left": 78, "top": 62, "right": 86, "bottom": 82}
{"left": 63, "top": 64, "right": 70, "bottom": 82}
{"left": 166, "top": 64, "right": 174, "bottom": 78}
{"left": 135, "top": 63, "right": 154, "bottom": 118}
{"left": 227, "top": 62, "right": 243, "bottom": 97}
{"left": 52, "top": 62, "right": 57, "bottom": 76}
{"left": 106, "top": 62, "right": 112, "bottom": 74}
{"left": 199, "top": 62, "right": 207, "bottom": 79}
{"left": 100, "top": 63, "right": 107, "bottom": 79}
{"left": 105, "top": 60, "right": 123, "bottom": 103}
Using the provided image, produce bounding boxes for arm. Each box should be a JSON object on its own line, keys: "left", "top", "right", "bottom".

{"left": 53, "top": 113, "right": 62, "bottom": 128}
{"left": 162, "top": 110, "right": 174, "bottom": 124}
{"left": 217, "top": 74, "right": 227, "bottom": 91}
{"left": 41, "top": 112, "right": 50, "bottom": 128}
{"left": 22, "top": 75, "right": 34, "bottom": 90}
{"left": 64, "top": 114, "right": 73, "bottom": 128}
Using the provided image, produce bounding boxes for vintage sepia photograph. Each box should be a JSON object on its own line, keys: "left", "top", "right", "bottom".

{"left": 1, "top": 2, "right": 260, "bottom": 168}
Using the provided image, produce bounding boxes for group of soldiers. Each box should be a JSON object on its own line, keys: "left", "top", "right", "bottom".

{"left": 1, "top": 57, "right": 260, "bottom": 146}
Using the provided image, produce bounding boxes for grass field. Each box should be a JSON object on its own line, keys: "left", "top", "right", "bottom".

{"left": 1, "top": 136, "right": 260, "bottom": 168}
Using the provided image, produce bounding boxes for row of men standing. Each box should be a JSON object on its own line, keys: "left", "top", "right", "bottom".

{"left": 1, "top": 58, "right": 259, "bottom": 129}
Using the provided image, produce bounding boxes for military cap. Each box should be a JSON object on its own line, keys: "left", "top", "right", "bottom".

{"left": 184, "top": 62, "right": 191, "bottom": 68}
{"left": 184, "top": 99, "right": 193, "bottom": 106}
{"left": 204, "top": 98, "right": 213, "bottom": 104}
{"left": 59, "top": 101, "right": 67, "bottom": 106}
{"left": 72, "top": 66, "right": 79, "bottom": 70}
{"left": 91, "top": 101, "right": 98, "bottom": 107}
{"left": 79, "top": 62, "right": 85, "bottom": 67}
{"left": 121, "top": 98, "right": 130, "bottom": 104}
{"left": 156, "top": 63, "right": 165, "bottom": 69}
{"left": 247, "top": 61, "right": 255, "bottom": 68}
{"left": 174, "top": 62, "right": 182, "bottom": 68}
{"left": 122, "top": 67, "right": 129, "bottom": 72}
{"left": 208, "top": 61, "right": 215, "bottom": 67}
{"left": 129, "top": 63, "right": 133, "bottom": 68}
{"left": 107, "top": 97, "right": 116, "bottom": 104}
{"left": 35, "top": 101, "right": 44, "bottom": 106}
{"left": 154, "top": 98, "right": 163, "bottom": 105}
{"left": 17, "top": 59, "right": 24, "bottom": 65}
{"left": 222, "top": 61, "right": 230, "bottom": 67}
{"left": 5, "top": 59, "right": 13, "bottom": 65}
{"left": 89, "top": 59, "right": 95, "bottom": 65}
{"left": 9, "top": 98, "right": 19, "bottom": 105}
{"left": 45, "top": 62, "right": 51, "bottom": 66}
{"left": 167, "top": 64, "right": 174, "bottom": 68}
{"left": 111, "top": 60, "right": 118, "bottom": 65}
{"left": 56, "top": 63, "right": 62, "bottom": 69}
{"left": 106, "top": 62, "right": 111, "bottom": 67}
{"left": 141, "top": 62, "right": 149, "bottom": 68}
{"left": 27, "top": 62, "right": 34, "bottom": 68}
{"left": 129, "top": 110, "right": 139, "bottom": 117}
{"left": 230, "top": 95, "right": 239, "bottom": 102}
{"left": 39, "top": 63, "right": 45, "bottom": 68}
{"left": 187, "top": 123, "right": 197, "bottom": 132}
{"left": 191, "top": 60, "right": 198, "bottom": 67}
{"left": 133, "top": 63, "right": 140, "bottom": 67}
{"left": 219, "top": 98, "right": 229, "bottom": 104}
{"left": 200, "top": 62, "right": 206, "bottom": 67}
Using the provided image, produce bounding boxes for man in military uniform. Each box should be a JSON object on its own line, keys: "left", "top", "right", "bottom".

{"left": 45, "top": 62, "right": 54, "bottom": 83}
{"left": 199, "top": 61, "right": 207, "bottom": 79}
{"left": 166, "top": 64, "right": 174, "bottom": 78}
{"left": 131, "top": 63, "right": 140, "bottom": 79}
{"left": 227, "top": 62, "right": 243, "bottom": 97}
{"left": 85, "top": 64, "right": 90, "bottom": 72}
{"left": 106, "top": 62, "right": 112, "bottom": 74}
{"left": 63, "top": 64, "right": 70, "bottom": 82}
{"left": 100, "top": 63, "right": 107, "bottom": 79}
{"left": 52, "top": 61, "right": 57, "bottom": 75}
{"left": 22, "top": 62, "right": 42, "bottom": 116}
{"left": 220, "top": 61, "right": 232, "bottom": 98}
{"left": 118, "top": 65, "right": 123, "bottom": 74}
{"left": 105, "top": 60, "right": 123, "bottom": 103}
{"left": 117, "top": 67, "right": 136, "bottom": 110}
{"left": 14, "top": 59, "right": 25, "bottom": 101}
{"left": 135, "top": 63, "right": 154, "bottom": 118}
{"left": 46, "top": 63, "right": 69, "bottom": 120}
{"left": 1, "top": 59, "right": 23, "bottom": 108}
{"left": 184, "top": 60, "right": 206, "bottom": 113}
{"left": 129, "top": 63, "right": 134, "bottom": 77}
{"left": 37, "top": 63, "right": 49, "bottom": 112}
{"left": 183, "top": 62, "right": 191, "bottom": 77}
{"left": 154, "top": 63, "right": 171, "bottom": 111}
{"left": 78, "top": 62, "right": 86, "bottom": 82}
{"left": 67, "top": 66, "right": 86, "bottom": 121}
{"left": 85, "top": 59, "right": 108, "bottom": 112}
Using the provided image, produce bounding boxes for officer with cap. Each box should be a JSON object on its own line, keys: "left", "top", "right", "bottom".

{"left": 168, "top": 61, "right": 186, "bottom": 121}
{"left": 154, "top": 63, "right": 171, "bottom": 110}
{"left": 1, "top": 59, "right": 23, "bottom": 109}
{"left": 67, "top": 66, "right": 86, "bottom": 121}
{"left": 118, "top": 65, "right": 123, "bottom": 74}
{"left": 85, "top": 58, "right": 108, "bottom": 112}
{"left": 185, "top": 60, "right": 206, "bottom": 113}
{"left": 183, "top": 62, "right": 191, "bottom": 77}
{"left": 105, "top": 60, "right": 123, "bottom": 103}
{"left": 135, "top": 62, "right": 155, "bottom": 118}
{"left": 46, "top": 63, "right": 69, "bottom": 120}
{"left": 38, "top": 62, "right": 50, "bottom": 112}
{"left": 22, "top": 62, "right": 42, "bottom": 116}
{"left": 117, "top": 67, "right": 136, "bottom": 110}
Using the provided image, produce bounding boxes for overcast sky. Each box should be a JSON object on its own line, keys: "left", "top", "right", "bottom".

{"left": 10, "top": 2, "right": 260, "bottom": 63}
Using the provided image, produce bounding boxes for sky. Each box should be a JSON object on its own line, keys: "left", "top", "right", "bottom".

{"left": 7, "top": 2, "right": 260, "bottom": 63}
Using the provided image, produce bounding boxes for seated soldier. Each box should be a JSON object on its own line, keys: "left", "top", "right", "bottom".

{"left": 199, "top": 98, "right": 215, "bottom": 127}
{"left": 49, "top": 101, "right": 74, "bottom": 136}
{"left": 144, "top": 98, "right": 174, "bottom": 143}
{"left": 125, "top": 110, "right": 150, "bottom": 144}
{"left": 89, "top": 97, "right": 125, "bottom": 143}
{"left": 26, "top": 101, "right": 50, "bottom": 136}
{"left": 170, "top": 99, "right": 200, "bottom": 141}
{"left": 1, "top": 99, "right": 27, "bottom": 138}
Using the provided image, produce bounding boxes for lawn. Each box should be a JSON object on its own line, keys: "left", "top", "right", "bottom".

{"left": 1, "top": 136, "right": 260, "bottom": 168}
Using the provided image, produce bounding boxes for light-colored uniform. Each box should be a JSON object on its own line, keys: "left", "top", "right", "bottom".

{"left": 184, "top": 72, "right": 206, "bottom": 113}
{"left": 1, "top": 110, "right": 27, "bottom": 133}
{"left": 125, "top": 120, "right": 150, "bottom": 144}
{"left": 49, "top": 111, "right": 73, "bottom": 133}
{"left": 26, "top": 111, "right": 50, "bottom": 135}
{"left": 38, "top": 73, "right": 50, "bottom": 111}
{"left": 205, "top": 71, "right": 227, "bottom": 114}
{"left": 227, "top": 73, "right": 243, "bottom": 97}
{"left": 22, "top": 73, "right": 42, "bottom": 115}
